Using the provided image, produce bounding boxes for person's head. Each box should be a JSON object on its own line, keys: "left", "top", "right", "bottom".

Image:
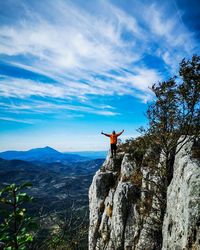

{"left": 112, "top": 130, "right": 116, "bottom": 134}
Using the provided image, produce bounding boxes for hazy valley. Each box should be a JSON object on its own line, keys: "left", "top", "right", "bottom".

{"left": 0, "top": 147, "right": 105, "bottom": 214}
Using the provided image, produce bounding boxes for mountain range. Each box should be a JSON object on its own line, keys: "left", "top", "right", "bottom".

{"left": 0, "top": 146, "right": 106, "bottom": 248}
{"left": 0, "top": 146, "right": 106, "bottom": 163}
{"left": 0, "top": 146, "right": 106, "bottom": 229}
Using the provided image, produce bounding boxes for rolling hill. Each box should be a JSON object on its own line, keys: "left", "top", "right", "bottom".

{"left": 0, "top": 157, "right": 104, "bottom": 213}
{"left": 0, "top": 146, "right": 89, "bottom": 163}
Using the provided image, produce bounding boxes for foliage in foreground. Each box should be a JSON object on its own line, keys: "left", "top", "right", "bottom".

{"left": 0, "top": 183, "right": 37, "bottom": 250}
{"left": 0, "top": 183, "right": 88, "bottom": 250}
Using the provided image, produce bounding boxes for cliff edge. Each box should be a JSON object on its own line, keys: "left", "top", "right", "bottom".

{"left": 89, "top": 138, "right": 200, "bottom": 250}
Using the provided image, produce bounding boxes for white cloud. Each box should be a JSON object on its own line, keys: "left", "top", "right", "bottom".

{"left": 0, "top": 0, "right": 199, "bottom": 112}
{"left": 0, "top": 95, "right": 119, "bottom": 117}
{"left": 0, "top": 1, "right": 139, "bottom": 74}
{"left": 0, "top": 69, "right": 158, "bottom": 103}
{"left": 143, "top": 3, "right": 198, "bottom": 72}
{"left": 0, "top": 116, "right": 34, "bottom": 124}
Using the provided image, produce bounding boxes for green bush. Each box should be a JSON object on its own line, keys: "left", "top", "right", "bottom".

{"left": 0, "top": 183, "right": 37, "bottom": 250}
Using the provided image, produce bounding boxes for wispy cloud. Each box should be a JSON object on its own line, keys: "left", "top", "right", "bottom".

{"left": 0, "top": 97, "right": 119, "bottom": 118}
{"left": 0, "top": 116, "right": 34, "bottom": 124}
{"left": 0, "top": 0, "right": 199, "bottom": 117}
{"left": 142, "top": 3, "right": 198, "bottom": 71}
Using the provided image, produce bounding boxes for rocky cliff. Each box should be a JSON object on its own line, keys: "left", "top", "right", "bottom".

{"left": 89, "top": 138, "right": 200, "bottom": 250}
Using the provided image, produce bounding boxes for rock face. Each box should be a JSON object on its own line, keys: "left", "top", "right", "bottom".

{"left": 162, "top": 139, "right": 200, "bottom": 250}
{"left": 89, "top": 138, "right": 200, "bottom": 250}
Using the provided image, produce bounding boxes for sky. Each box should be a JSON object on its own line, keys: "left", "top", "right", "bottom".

{"left": 0, "top": 0, "right": 199, "bottom": 152}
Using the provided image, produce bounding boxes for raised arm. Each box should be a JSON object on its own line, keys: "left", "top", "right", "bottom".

{"left": 116, "top": 129, "right": 124, "bottom": 137}
{"left": 101, "top": 131, "right": 110, "bottom": 137}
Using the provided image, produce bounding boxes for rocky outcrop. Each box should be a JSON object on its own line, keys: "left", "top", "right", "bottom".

{"left": 162, "top": 139, "right": 200, "bottom": 250}
{"left": 89, "top": 138, "right": 200, "bottom": 250}
{"left": 89, "top": 148, "right": 164, "bottom": 250}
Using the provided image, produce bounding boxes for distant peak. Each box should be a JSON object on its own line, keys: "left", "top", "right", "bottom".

{"left": 42, "top": 146, "right": 58, "bottom": 152}
{"left": 44, "top": 146, "right": 53, "bottom": 149}
{"left": 28, "top": 146, "right": 60, "bottom": 153}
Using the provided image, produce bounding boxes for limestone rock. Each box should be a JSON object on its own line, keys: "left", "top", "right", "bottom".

{"left": 121, "top": 154, "right": 136, "bottom": 181}
{"left": 89, "top": 138, "right": 200, "bottom": 250}
{"left": 162, "top": 139, "right": 200, "bottom": 250}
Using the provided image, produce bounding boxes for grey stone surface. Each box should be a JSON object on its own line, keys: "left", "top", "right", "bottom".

{"left": 162, "top": 139, "right": 200, "bottom": 250}
{"left": 121, "top": 154, "right": 136, "bottom": 181}
{"left": 89, "top": 138, "right": 200, "bottom": 250}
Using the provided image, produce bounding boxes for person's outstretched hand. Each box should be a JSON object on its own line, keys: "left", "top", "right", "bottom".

{"left": 101, "top": 131, "right": 103, "bottom": 134}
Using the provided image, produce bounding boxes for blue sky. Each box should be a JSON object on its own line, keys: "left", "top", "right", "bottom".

{"left": 0, "top": 0, "right": 199, "bottom": 151}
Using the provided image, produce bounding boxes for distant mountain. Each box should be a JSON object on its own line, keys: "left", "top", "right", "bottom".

{"left": 0, "top": 146, "right": 90, "bottom": 163}
{"left": 70, "top": 151, "right": 107, "bottom": 159}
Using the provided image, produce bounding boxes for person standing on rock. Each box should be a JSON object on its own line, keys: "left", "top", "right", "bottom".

{"left": 101, "top": 130, "right": 124, "bottom": 158}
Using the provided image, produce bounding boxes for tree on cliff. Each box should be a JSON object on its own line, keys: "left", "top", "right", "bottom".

{"left": 146, "top": 55, "right": 200, "bottom": 185}
{"left": 133, "top": 55, "right": 200, "bottom": 247}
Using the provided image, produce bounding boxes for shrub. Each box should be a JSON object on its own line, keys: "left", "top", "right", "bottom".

{"left": 0, "top": 183, "right": 37, "bottom": 250}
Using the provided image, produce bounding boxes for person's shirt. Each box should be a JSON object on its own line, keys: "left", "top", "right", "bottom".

{"left": 110, "top": 132, "right": 122, "bottom": 144}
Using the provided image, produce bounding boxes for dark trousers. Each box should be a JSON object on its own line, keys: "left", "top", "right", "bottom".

{"left": 111, "top": 144, "right": 117, "bottom": 157}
